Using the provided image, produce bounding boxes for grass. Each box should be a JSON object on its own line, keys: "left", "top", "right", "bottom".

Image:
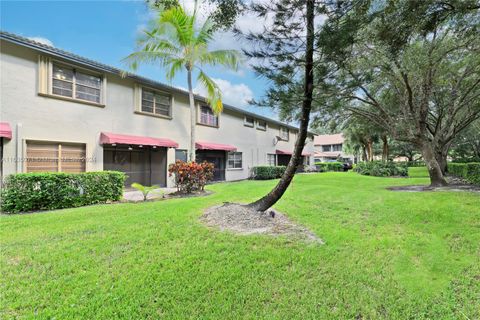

{"left": 1, "top": 169, "right": 479, "bottom": 319}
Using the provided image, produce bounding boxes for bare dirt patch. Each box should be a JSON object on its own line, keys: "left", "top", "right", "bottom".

{"left": 201, "top": 203, "right": 323, "bottom": 243}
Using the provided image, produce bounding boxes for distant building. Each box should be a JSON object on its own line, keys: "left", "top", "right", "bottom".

{"left": 313, "top": 133, "right": 356, "bottom": 163}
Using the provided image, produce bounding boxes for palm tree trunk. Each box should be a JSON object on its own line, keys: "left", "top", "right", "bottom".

{"left": 187, "top": 69, "right": 196, "bottom": 162}
{"left": 248, "top": 0, "right": 315, "bottom": 212}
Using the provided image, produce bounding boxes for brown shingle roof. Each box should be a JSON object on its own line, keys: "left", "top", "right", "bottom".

{"left": 314, "top": 133, "right": 344, "bottom": 146}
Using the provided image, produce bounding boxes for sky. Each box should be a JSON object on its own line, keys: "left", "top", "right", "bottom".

{"left": 1, "top": 0, "right": 278, "bottom": 119}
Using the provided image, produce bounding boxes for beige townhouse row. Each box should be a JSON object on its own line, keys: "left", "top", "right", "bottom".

{"left": 0, "top": 31, "right": 315, "bottom": 187}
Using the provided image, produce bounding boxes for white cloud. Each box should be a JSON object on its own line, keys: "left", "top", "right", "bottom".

{"left": 194, "top": 78, "right": 253, "bottom": 107}
{"left": 28, "top": 36, "right": 54, "bottom": 47}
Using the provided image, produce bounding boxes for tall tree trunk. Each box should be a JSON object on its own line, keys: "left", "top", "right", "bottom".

{"left": 421, "top": 141, "right": 448, "bottom": 187}
{"left": 187, "top": 68, "right": 196, "bottom": 162}
{"left": 248, "top": 0, "right": 315, "bottom": 212}
{"left": 362, "top": 146, "right": 368, "bottom": 162}
{"left": 367, "top": 139, "right": 373, "bottom": 161}
{"left": 435, "top": 143, "right": 449, "bottom": 174}
{"left": 381, "top": 135, "right": 388, "bottom": 162}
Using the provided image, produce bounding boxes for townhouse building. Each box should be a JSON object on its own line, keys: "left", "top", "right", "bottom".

{"left": 313, "top": 133, "right": 356, "bottom": 163}
{"left": 0, "top": 31, "right": 315, "bottom": 187}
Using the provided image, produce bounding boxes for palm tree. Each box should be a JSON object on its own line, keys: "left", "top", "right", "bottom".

{"left": 123, "top": 3, "right": 242, "bottom": 161}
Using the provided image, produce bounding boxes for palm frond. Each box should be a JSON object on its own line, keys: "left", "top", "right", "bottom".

{"left": 159, "top": 5, "right": 195, "bottom": 47}
{"left": 199, "top": 49, "right": 243, "bottom": 70}
{"left": 122, "top": 51, "right": 179, "bottom": 71}
{"left": 165, "top": 58, "right": 185, "bottom": 81}
{"left": 195, "top": 17, "right": 215, "bottom": 46}
{"left": 197, "top": 69, "right": 223, "bottom": 114}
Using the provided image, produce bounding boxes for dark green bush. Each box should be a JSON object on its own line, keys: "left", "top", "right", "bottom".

{"left": 251, "top": 166, "right": 286, "bottom": 180}
{"left": 396, "top": 160, "right": 425, "bottom": 167}
{"left": 1, "top": 171, "right": 126, "bottom": 213}
{"left": 354, "top": 161, "right": 408, "bottom": 177}
{"left": 448, "top": 162, "right": 480, "bottom": 185}
{"left": 315, "top": 162, "right": 343, "bottom": 172}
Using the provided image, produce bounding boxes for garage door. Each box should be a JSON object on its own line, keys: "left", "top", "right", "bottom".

{"left": 26, "top": 141, "right": 86, "bottom": 173}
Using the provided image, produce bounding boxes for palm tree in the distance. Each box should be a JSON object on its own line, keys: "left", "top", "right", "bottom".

{"left": 123, "top": 3, "right": 242, "bottom": 161}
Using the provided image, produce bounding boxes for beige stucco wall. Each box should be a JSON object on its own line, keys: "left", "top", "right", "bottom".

{"left": 0, "top": 40, "right": 315, "bottom": 186}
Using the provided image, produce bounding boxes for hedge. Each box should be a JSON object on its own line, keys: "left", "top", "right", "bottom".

{"left": 448, "top": 162, "right": 480, "bottom": 185}
{"left": 315, "top": 162, "right": 343, "bottom": 172}
{"left": 1, "top": 171, "right": 126, "bottom": 213}
{"left": 396, "top": 160, "right": 425, "bottom": 167}
{"left": 251, "top": 166, "right": 286, "bottom": 180}
{"left": 354, "top": 161, "right": 408, "bottom": 177}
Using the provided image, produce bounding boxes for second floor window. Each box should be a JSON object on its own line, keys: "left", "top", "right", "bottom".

{"left": 280, "top": 126, "right": 289, "bottom": 140}
{"left": 141, "top": 89, "right": 171, "bottom": 117}
{"left": 322, "top": 145, "right": 331, "bottom": 152}
{"left": 200, "top": 106, "right": 218, "bottom": 127}
{"left": 52, "top": 64, "right": 102, "bottom": 103}
{"left": 244, "top": 116, "right": 254, "bottom": 127}
{"left": 256, "top": 120, "right": 267, "bottom": 131}
{"left": 332, "top": 144, "right": 342, "bottom": 152}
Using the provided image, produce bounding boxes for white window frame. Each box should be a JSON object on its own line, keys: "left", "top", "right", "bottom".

{"left": 38, "top": 56, "right": 106, "bottom": 107}
{"left": 140, "top": 87, "right": 172, "bottom": 117}
{"left": 198, "top": 105, "right": 219, "bottom": 127}
{"left": 227, "top": 151, "right": 243, "bottom": 169}
{"left": 267, "top": 153, "right": 277, "bottom": 166}
{"left": 279, "top": 126, "right": 289, "bottom": 141}
{"left": 256, "top": 120, "right": 267, "bottom": 131}
{"left": 332, "top": 144, "right": 342, "bottom": 152}
{"left": 244, "top": 116, "right": 254, "bottom": 127}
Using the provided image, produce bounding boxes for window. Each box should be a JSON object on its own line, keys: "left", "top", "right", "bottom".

{"left": 26, "top": 141, "right": 86, "bottom": 173}
{"left": 227, "top": 152, "right": 242, "bottom": 169}
{"left": 244, "top": 116, "right": 254, "bottom": 127}
{"left": 199, "top": 106, "right": 219, "bottom": 127}
{"left": 52, "top": 64, "right": 102, "bottom": 103}
{"left": 303, "top": 156, "right": 310, "bottom": 165}
{"left": 141, "top": 88, "right": 171, "bottom": 117}
{"left": 280, "top": 126, "right": 289, "bottom": 140}
{"left": 322, "top": 145, "right": 331, "bottom": 152}
{"left": 267, "top": 154, "right": 276, "bottom": 166}
{"left": 175, "top": 149, "right": 188, "bottom": 162}
{"left": 256, "top": 120, "right": 267, "bottom": 131}
{"left": 332, "top": 144, "right": 342, "bottom": 152}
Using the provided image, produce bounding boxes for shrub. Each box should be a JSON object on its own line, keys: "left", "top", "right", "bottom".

{"left": 448, "top": 162, "right": 480, "bottom": 185}
{"left": 396, "top": 160, "right": 425, "bottom": 167}
{"left": 0, "top": 171, "right": 126, "bottom": 213}
{"left": 131, "top": 183, "right": 161, "bottom": 201}
{"left": 168, "top": 160, "right": 214, "bottom": 193}
{"left": 251, "top": 166, "right": 286, "bottom": 180}
{"left": 354, "top": 161, "right": 408, "bottom": 177}
{"left": 303, "top": 165, "right": 318, "bottom": 173}
{"left": 315, "top": 162, "right": 343, "bottom": 172}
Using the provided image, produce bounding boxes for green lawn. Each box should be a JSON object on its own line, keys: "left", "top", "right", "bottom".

{"left": 1, "top": 169, "right": 479, "bottom": 319}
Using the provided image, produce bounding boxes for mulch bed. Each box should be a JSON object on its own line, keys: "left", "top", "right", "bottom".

{"left": 201, "top": 203, "right": 323, "bottom": 243}
{"left": 387, "top": 175, "right": 480, "bottom": 193}
{"left": 123, "top": 190, "right": 214, "bottom": 203}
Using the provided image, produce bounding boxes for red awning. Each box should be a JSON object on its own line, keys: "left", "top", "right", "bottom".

{"left": 100, "top": 132, "right": 178, "bottom": 148}
{"left": 196, "top": 141, "right": 237, "bottom": 151}
{"left": 276, "top": 149, "right": 312, "bottom": 156}
{"left": 0, "top": 122, "right": 12, "bottom": 139}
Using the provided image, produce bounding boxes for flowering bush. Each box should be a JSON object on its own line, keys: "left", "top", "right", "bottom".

{"left": 168, "top": 160, "right": 215, "bottom": 193}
